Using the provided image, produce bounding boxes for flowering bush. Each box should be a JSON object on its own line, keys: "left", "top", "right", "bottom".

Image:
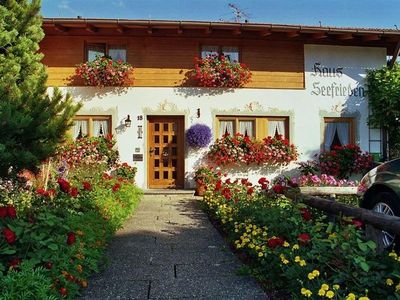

{"left": 193, "top": 54, "right": 251, "bottom": 88}
{"left": 201, "top": 175, "right": 400, "bottom": 299}
{"left": 186, "top": 124, "right": 212, "bottom": 148}
{"left": 297, "top": 174, "right": 357, "bottom": 187}
{"left": 207, "top": 133, "right": 298, "bottom": 166}
{"left": 318, "top": 144, "right": 373, "bottom": 179}
{"left": 75, "top": 55, "right": 133, "bottom": 87}
{"left": 110, "top": 162, "right": 137, "bottom": 182}
{"left": 194, "top": 166, "right": 219, "bottom": 186}
{"left": 0, "top": 136, "right": 141, "bottom": 298}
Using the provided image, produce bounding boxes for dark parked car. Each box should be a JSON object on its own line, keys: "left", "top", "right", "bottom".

{"left": 359, "top": 158, "right": 400, "bottom": 249}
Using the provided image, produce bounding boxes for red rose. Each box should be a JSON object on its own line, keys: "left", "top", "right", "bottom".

{"left": 3, "top": 228, "right": 16, "bottom": 244}
{"left": 9, "top": 257, "right": 21, "bottom": 269}
{"left": 66, "top": 232, "right": 76, "bottom": 245}
{"left": 36, "top": 188, "right": 48, "bottom": 196}
{"left": 221, "top": 188, "right": 232, "bottom": 200}
{"left": 57, "top": 178, "right": 71, "bottom": 193}
{"left": 0, "top": 207, "right": 7, "bottom": 218}
{"left": 112, "top": 183, "right": 121, "bottom": 192}
{"left": 298, "top": 233, "right": 311, "bottom": 245}
{"left": 7, "top": 206, "right": 16, "bottom": 218}
{"left": 272, "top": 184, "right": 285, "bottom": 194}
{"left": 214, "top": 180, "right": 222, "bottom": 191}
{"left": 82, "top": 181, "right": 92, "bottom": 191}
{"left": 300, "top": 208, "right": 312, "bottom": 221}
{"left": 352, "top": 218, "right": 364, "bottom": 229}
{"left": 267, "top": 237, "right": 285, "bottom": 249}
{"left": 69, "top": 187, "right": 79, "bottom": 198}
{"left": 59, "top": 287, "right": 68, "bottom": 297}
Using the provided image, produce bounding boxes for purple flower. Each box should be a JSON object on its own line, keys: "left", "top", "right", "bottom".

{"left": 186, "top": 124, "right": 212, "bottom": 148}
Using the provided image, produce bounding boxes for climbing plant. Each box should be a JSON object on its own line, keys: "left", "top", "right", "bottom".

{"left": 366, "top": 63, "right": 400, "bottom": 158}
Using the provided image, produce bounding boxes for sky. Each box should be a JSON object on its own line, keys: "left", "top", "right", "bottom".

{"left": 41, "top": 0, "right": 400, "bottom": 29}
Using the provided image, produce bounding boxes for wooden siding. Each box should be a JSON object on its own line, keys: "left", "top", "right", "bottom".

{"left": 40, "top": 36, "right": 304, "bottom": 89}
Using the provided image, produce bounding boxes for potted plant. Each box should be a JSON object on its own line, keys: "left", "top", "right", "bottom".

{"left": 186, "top": 124, "right": 212, "bottom": 148}
{"left": 192, "top": 54, "right": 252, "bottom": 88}
{"left": 75, "top": 55, "right": 133, "bottom": 87}
{"left": 194, "top": 166, "right": 218, "bottom": 196}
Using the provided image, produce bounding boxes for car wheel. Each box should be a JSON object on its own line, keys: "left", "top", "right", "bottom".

{"left": 371, "top": 192, "right": 400, "bottom": 250}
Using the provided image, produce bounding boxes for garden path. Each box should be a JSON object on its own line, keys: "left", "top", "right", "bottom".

{"left": 80, "top": 194, "right": 267, "bottom": 299}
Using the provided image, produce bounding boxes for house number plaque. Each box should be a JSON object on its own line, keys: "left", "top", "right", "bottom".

{"left": 132, "top": 154, "right": 143, "bottom": 162}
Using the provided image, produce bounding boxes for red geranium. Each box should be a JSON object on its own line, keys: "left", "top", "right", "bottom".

{"left": 267, "top": 237, "right": 285, "bottom": 249}
{"left": 258, "top": 177, "right": 269, "bottom": 190}
{"left": 300, "top": 208, "right": 312, "bottom": 221}
{"left": 69, "top": 187, "right": 79, "bottom": 198}
{"left": 112, "top": 183, "right": 121, "bottom": 192}
{"left": 82, "top": 181, "right": 92, "bottom": 191}
{"left": 272, "top": 184, "right": 285, "bottom": 194}
{"left": 3, "top": 228, "right": 17, "bottom": 244}
{"left": 7, "top": 206, "right": 16, "bottom": 218}
{"left": 298, "top": 233, "right": 311, "bottom": 245}
{"left": 58, "top": 178, "right": 71, "bottom": 193}
{"left": 36, "top": 188, "right": 48, "bottom": 196}
{"left": 66, "top": 232, "right": 76, "bottom": 245}
{"left": 0, "top": 207, "right": 7, "bottom": 218}
{"left": 247, "top": 187, "right": 254, "bottom": 195}
{"left": 352, "top": 218, "right": 364, "bottom": 229}
{"left": 221, "top": 187, "right": 232, "bottom": 200}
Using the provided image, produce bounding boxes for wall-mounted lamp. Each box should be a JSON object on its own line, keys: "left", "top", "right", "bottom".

{"left": 124, "top": 115, "right": 132, "bottom": 127}
{"left": 196, "top": 108, "right": 201, "bottom": 118}
{"left": 137, "top": 125, "right": 143, "bottom": 139}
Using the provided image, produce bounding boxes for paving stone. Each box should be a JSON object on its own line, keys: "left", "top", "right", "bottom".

{"left": 81, "top": 279, "right": 149, "bottom": 299}
{"left": 175, "top": 262, "right": 240, "bottom": 278}
{"left": 149, "top": 276, "right": 267, "bottom": 299}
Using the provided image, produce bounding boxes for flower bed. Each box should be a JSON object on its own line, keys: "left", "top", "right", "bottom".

{"left": 201, "top": 172, "right": 400, "bottom": 299}
{"left": 193, "top": 54, "right": 251, "bottom": 88}
{"left": 207, "top": 133, "right": 298, "bottom": 167}
{"left": 0, "top": 137, "right": 142, "bottom": 299}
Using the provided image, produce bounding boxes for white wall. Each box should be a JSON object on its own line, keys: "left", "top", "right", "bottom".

{"left": 56, "top": 45, "right": 386, "bottom": 189}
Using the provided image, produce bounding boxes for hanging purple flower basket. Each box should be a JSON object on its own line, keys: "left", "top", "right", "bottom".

{"left": 186, "top": 124, "right": 212, "bottom": 148}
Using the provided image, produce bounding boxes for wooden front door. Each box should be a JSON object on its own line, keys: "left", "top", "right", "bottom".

{"left": 147, "top": 116, "right": 184, "bottom": 188}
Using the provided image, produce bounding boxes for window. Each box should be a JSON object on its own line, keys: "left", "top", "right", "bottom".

{"left": 72, "top": 116, "right": 111, "bottom": 139}
{"left": 201, "top": 45, "right": 239, "bottom": 62}
{"left": 86, "top": 43, "right": 127, "bottom": 62}
{"left": 323, "top": 117, "right": 354, "bottom": 150}
{"left": 216, "top": 116, "right": 289, "bottom": 140}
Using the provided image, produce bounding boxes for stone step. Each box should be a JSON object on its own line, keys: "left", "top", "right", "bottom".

{"left": 143, "top": 189, "right": 195, "bottom": 195}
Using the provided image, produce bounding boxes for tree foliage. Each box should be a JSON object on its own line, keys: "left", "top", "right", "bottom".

{"left": 0, "top": 0, "right": 80, "bottom": 177}
{"left": 366, "top": 63, "right": 400, "bottom": 158}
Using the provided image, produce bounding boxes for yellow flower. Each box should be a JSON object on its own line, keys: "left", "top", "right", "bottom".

{"left": 328, "top": 233, "right": 337, "bottom": 239}
{"left": 301, "top": 288, "right": 312, "bottom": 297}
{"left": 292, "top": 244, "right": 300, "bottom": 250}
{"left": 307, "top": 273, "right": 315, "bottom": 280}
{"left": 396, "top": 283, "right": 400, "bottom": 292}
{"left": 312, "top": 270, "right": 320, "bottom": 277}
{"left": 359, "top": 297, "right": 370, "bottom": 300}
{"left": 258, "top": 252, "right": 263, "bottom": 257}
{"left": 326, "top": 290, "right": 334, "bottom": 299}
{"left": 389, "top": 251, "right": 397, "bottom": 258}
{"left": 386, "top": 278, "right": 394, "bottom": 286}
{"left": 299, "top": 260, "right": 306, "bottom": 267}
{"left": 318, "top": 289, "right": 326, "bottom": 296}
{"left": 345, "top": 293, "right": 356, "bottom": 300}
{"left": 321, "top": 284, "right": 329, "bottom": 291}
{"left": 295, "top": 256, "right": 301, "bottom": 262}
{"left": 283, "top": 241, "right": 290, "bottom": 247}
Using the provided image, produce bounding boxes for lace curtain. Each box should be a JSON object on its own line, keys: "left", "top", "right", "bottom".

{"left": 219, "top": 121, "right": 234, "bottom": 137}
{"left": 239, "top": 121, "right": 254, "bottom": 137}
{"left": 201, "top": 45, "right": 219, "bottom": 59}
{"left": 109, "top": 49, "right": 127, "bottom": 62}
{"left": 324, "top": 122, "right": 349, "bottom": 150}
{"left": 93, "top": 120, "right": 109, "bottom": 137}
{"left": 222, "top": 46, "right": 239, "bottom": 62}
{"left": 73, "top": 120, "right": 88, "bottom": 140}
{"left": 268, "top": 120, "right": 285, "bottom": 138}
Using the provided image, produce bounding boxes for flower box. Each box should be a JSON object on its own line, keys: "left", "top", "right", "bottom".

{"left": 300, "top": 186, "right": 358, "bottom": 196}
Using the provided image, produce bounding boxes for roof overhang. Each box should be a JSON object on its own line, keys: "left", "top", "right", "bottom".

{"left": 42, "top": 18, "right": 400, "bottom": 55}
